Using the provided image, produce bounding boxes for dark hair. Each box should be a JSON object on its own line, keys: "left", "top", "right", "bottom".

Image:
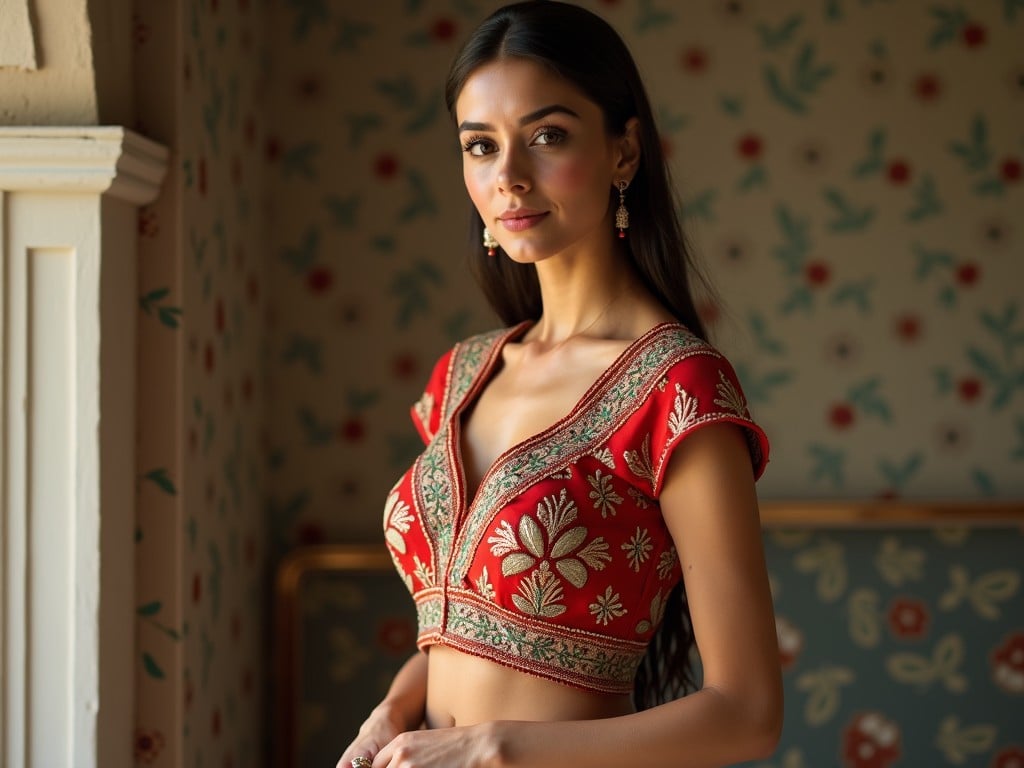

{"left": 445, "top": 1, "right": 707, "bottom": 708}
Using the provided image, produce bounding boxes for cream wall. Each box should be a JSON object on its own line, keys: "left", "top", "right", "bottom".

{"left": 0, "top": 0, "right": 99, "bottom": 124}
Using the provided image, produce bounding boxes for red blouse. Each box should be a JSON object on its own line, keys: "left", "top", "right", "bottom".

{"left": 383, "top": 322, "right": 769, "bottom": 694}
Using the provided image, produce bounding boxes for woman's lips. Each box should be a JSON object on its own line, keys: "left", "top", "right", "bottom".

{"left": 498, "top": 211, "right": 548, "bottom": 232}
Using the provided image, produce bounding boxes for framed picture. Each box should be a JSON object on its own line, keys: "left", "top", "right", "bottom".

{"left": 274, "top": 545, "right": 418, "bottom": 768}
{"left": 759, "top": 500, "right": 1024, "bottom": 526}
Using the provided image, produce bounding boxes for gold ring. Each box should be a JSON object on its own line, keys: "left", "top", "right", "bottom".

{"left": 351, "top": 757, "right": 372, "bottom": 768}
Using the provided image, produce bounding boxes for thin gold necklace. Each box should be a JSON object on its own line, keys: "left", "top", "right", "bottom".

{"left": 537, "top": 290, "right": 625, "bottom": 355}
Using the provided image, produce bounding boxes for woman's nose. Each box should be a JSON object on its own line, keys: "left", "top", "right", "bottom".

{"left": 496, "top": 146, "right": 531, "bottom": 194}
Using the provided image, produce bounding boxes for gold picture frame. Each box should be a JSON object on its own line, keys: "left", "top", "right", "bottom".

{"left": 273, "top": 544, "right": 417, "bottom": 768}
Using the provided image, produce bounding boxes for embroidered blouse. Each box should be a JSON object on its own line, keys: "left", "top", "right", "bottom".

{"left": 383, "top": 322, "right": 769, "bottom": 695}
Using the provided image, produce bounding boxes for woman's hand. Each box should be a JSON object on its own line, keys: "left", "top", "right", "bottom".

{"left": 336, "top": 703, "right": 406, "bottom": 768}
{"left": 372, "top": 722, "right": 503, "bottom": 768}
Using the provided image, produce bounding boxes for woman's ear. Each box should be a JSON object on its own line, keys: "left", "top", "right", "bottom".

{"left": 613, "top": 117, "right": 642, "bottom": 181}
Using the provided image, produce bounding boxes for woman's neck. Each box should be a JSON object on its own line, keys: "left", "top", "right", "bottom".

{"left": 529, "top": 246, "right": 647, "bottom": 345}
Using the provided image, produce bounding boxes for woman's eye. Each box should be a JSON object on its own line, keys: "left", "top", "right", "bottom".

{"left": 533, "top": 128, "right": 566, "bottom": 146}
{"left": 462, "top": 138, "right": 494, "bottom": 156}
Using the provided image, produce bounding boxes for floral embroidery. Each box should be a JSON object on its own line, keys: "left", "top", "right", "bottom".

{"left": 668, "top": 382, "right": 699, "bottom": 437}
{"left": 714, "top": 368, "right": 748, "bottom": 417}
{"left": 592, "top": 446, "right": 616, "bottom": 469}
{"left": 392, "top": 325, "right": 766, "bottom": 695}
{"left": 590, "top": 586, "right": 627, "bottom": 625}
{"left": 635, "top": 589, "right": 667, "bottom": 634}
{"left": 384, "top": 490, "right": 414, "bottom": 554}
{"left": 657, "top": 547, "right": 678, "bottom": 580}
{"left": 623, "top": 434, "right": 655, "bottom": 487}
{"left": 588, "top": 469, "right": 624, "bottom": 518}
{"left": 454, "top": 329, "right": 708, "bottom": 580}
{"left": 413, "top": 555, "right": 435, "bottom": 587}
{"left": 513, "top": 562, "right": 566, "bottom": 617}
{"left": 628, "top": 488, "right": 652, "bottom": 509}
{"left": 622, "top": 527, "right": 653, "bottom": 572}
{"left": 445, "top": 596, "right": 644, "bottom": 692}
{"left": 412, "top": 391, "right": 434, "bottom": 437}
{"left": 486, "top": 489, "right": 611, "bottom": 588}
{"left": 415, "top": 440, "right": 454, "bottom": 564}
{"left": 476, "top": 566, "right": 495, "bottom": 601}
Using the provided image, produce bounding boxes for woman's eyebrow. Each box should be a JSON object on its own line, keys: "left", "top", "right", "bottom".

{"left": 457, "top": 104, "right": 581, "bottom": 132}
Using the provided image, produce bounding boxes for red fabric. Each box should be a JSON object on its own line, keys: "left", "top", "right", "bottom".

{"left": 383, "top": 322, "right": 769, "bottom": 694}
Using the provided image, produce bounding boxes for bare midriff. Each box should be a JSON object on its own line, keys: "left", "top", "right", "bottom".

{"left": 424, "top": 645, "right": 635, "bottom": 728}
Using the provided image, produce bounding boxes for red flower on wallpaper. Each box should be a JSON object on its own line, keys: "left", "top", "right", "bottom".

{"left": 680, "top": 46, "right": 710, "bottom": 74}
{"left": 1001, "top": 157, "right": 1022, "bottom": 184}
{"left": 776, "top": 616, "right": 803, "bottom": 670}
{"left": 885, "top": 159, "right": 911, "bottom": 185}
{"left": 957, "top": 377, "right": 982, "bottom": 403}
{"left": 374, "top": 153, "right": 399, "bottom": 180}
{"left": 913, "top": 72, "right": 942, "bottom": 102}
{"left": 134, "top": 729, "right": 166, "bottom": 763}
{"left": 307, "top": 266, "right": 333, "bottom": 295}
{"left": 992, "top": 746, "right": 1024, "bottom": 768}
{"left": 339, "top": 417, "right": 366, "bottom": 442}
{"left": 392, "top": 353, "right": 419, "bottom": 381}
{"left": 990, "top": 632, "right": 1024, "bottom": 694}
{"left": 961, "top": 21, "right": 987, "bottom": 49}
{"left": 955, "top": 261, "right": 980, "bottom": 286}
{"left": 829, "top": 402, "right": 855, "bottom": 430}
{"left": 804, "top": 260, "right": 830, "bottom": 287}
{"left": 893, "top": 313, "right": 923, "bottom": 343}
{"left": 842, "top": 712, "right": 902, "bottom": 768}
{"left": 377, "top": 617, "right": 417, "bottom": 655}
{"left": 886, "top": 597, "right": 929, "bottom": 639}
{"left": 737, "top": 133, "right": 764, "bottom": 161}
{"left": 431, "top": 17, "right": 457, "bottom": 42}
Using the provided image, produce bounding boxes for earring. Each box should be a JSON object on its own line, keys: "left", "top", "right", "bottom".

{"left": 482, "top": 227, "right": 499, "bottom": 256}
{"left": 615, "top": 181, "right": 629, "bottom": 239}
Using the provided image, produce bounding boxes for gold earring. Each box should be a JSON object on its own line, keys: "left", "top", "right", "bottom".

{"left": 482, "top": 227, "right": 499, "bottom": 256}
{"left": 615, "top": 181, "right": 629, "bottom": 239}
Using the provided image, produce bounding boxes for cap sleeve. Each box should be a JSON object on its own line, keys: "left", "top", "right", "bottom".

{"left": 410, "top": 347, "right": 454, "bottom": 444}
{"left": 639, "top": 349, "right": 770, "bottom": 498}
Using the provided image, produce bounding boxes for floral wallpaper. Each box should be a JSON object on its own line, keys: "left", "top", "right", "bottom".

{"left": 134, "top": 0, "right": 267, "bottom": 765}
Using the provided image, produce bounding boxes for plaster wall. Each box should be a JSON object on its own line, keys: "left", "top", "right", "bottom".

{"left": 0, "top": 0, "right": 133, "bottom": 126}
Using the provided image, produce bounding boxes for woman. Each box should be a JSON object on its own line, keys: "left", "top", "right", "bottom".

{"left": 339, "top": 2, "right": 783, "bottom": 766}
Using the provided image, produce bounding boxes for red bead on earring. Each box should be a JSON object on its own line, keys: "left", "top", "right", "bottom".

{"left": 483, "top": 227, "right": 499, "bottom": 256}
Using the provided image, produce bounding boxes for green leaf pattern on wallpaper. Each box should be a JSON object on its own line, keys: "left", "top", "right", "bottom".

{"left": 135, "top": 0, "right": 266, "bottom": 764}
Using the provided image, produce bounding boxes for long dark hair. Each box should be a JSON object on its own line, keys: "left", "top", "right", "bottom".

{"left": 444, "top": 1, "right": 707, "bottom": 708}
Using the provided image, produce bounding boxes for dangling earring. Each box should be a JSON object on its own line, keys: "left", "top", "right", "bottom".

{"left": 482, "top": 227, "right": 499, "bottom": 256}
{"left": 615, "top": 180, "right": 630, "bottom": 239}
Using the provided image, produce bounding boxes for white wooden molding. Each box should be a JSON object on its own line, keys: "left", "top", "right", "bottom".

{"left": 0, "top": 127, "right": 167, "bottom": 204}
{"left": 0, "top": 127, "right": 168, "bottom": 768}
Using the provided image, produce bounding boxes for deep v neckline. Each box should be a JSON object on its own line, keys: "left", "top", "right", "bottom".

{"left": 453, "top": 320, "right": 676, "bottom": 512}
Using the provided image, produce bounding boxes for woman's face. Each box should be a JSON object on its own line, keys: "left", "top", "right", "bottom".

{"left": 455, "top": 58, "right": 634, "bottom": 265}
